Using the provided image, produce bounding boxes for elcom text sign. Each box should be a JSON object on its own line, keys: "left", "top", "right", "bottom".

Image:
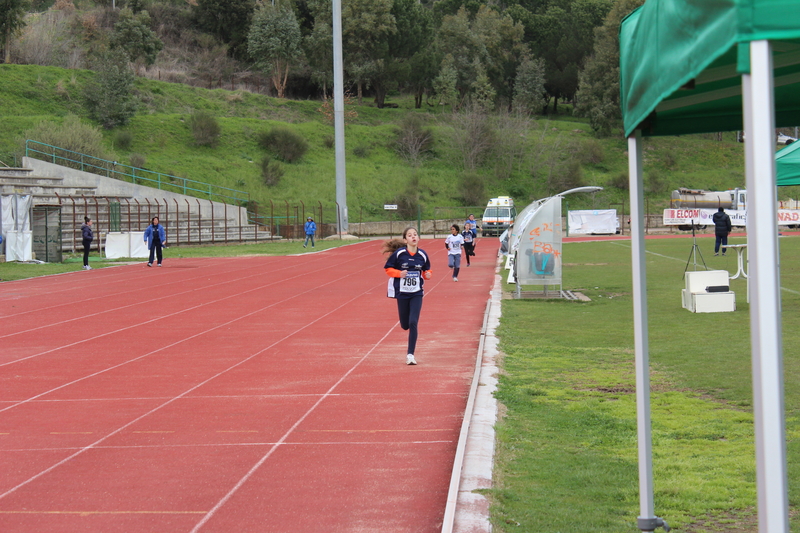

{"left": 384, "top": 204, "right": 398, "bottom": 210}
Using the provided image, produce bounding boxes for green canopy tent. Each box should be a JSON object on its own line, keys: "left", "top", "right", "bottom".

{"left": 620, "top": 1, "right": 800, "bottom": 532}
{"left": 776, "top": 141, "right": 800, "bottom": 186}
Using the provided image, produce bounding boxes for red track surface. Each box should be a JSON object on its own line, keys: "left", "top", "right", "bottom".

{"left": 0, "top": 239, "right": 498, "bottom": 533}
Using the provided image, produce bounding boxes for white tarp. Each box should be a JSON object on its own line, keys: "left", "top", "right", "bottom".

{"left": 515, "top": 196, "right": 562, "bottom": 286}
{"left": 105, "top": 232, "right": 149, "bottom": 259}
{"left": 568, "top": 209, "right": 618, "bottom": 235}
{"left": 2, "top": 195, "right": 33, "bottom": 259}
{"left": 6, "top": 231, "right": 33, "bottom": 261}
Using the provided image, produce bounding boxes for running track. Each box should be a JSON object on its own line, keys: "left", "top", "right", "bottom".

{"left": 0, "top": 239, "right": 498, "bottom": 533}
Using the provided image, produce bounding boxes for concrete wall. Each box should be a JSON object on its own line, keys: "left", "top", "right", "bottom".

{"left": 23, "top": 157, "right": 249, "bottom": 224}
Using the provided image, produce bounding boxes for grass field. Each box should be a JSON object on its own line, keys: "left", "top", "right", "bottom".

{"left": 491, "top": 234, "right": 800, "bottom": 533}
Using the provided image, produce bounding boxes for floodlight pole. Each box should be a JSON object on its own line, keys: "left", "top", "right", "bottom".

{"left": 743, "top": 40, "right": 789, "bottom": 533}
{"left": 331, "top": 0, "right": 348, "bottom": 234}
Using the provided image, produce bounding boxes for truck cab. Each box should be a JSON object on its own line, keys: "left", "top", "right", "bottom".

{"left": 482, "top": 196, "right": 516, "bottom": 236}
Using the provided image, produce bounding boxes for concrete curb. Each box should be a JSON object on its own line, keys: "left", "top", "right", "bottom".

{"left": 452, "top": 269, "right": 502, "bottom": 532}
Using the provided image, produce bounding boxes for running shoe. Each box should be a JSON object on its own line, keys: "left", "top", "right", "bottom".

{"left": 406, "top": 354, "right": 417, "bottom": 365}
{"left": 453, "top": 277, "right": 458, "bottom": 282}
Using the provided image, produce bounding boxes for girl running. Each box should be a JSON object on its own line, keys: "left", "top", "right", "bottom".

{"left": 383, "top": 227, "right": 432, "bottom": 365}
{"left": 462, "top": 223, "right": 475, "bottom": 266}
{"left": 445, "top": 224, "right": 464, "bottom": 281}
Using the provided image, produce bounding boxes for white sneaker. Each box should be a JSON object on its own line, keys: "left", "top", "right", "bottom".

{"left": 406, "top": 354, "right": 417, "bottom": 365}
{"left": 453, "top": 277, "right": 458, "bottom": 282}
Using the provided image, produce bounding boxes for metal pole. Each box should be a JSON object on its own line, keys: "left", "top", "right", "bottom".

{"left": 629, "top": 130, "right": 668, "bottom": 533}
{"left": 332, "top": 0, "right": 348, "bottom": 234}
{"left": 744, "top": 40, "right": 789, "bottom": 533}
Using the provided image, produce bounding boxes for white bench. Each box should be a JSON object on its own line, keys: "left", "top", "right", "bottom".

{"left": 682, "top": 270, "right": 736, "bottom": 313}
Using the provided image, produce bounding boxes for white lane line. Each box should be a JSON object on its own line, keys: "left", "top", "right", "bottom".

{"left": 0, "top": 260, "right": 379, "bottom": 411}
{"left": 0, "top": 248, "right": 375, "bottom": 337}
{"left": 190, "top": 240, "right": 459, "bottom": 532}
{"left": 189, "top": 327, "right": 396, "bottom": 532}
{"left": 0, "top": 250, "right": 375, "bottom": 364}
{"left": 0, "top": 279, "right": 384, "bottom": 502}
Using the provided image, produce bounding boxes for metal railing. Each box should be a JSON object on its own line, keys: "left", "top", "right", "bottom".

{"left": 25, "top": 140, "right": 249, "bottom": 205}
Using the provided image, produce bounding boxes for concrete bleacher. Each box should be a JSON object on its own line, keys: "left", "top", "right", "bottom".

{"left": 1, "top": 158, "right": 269, "bottom": 254}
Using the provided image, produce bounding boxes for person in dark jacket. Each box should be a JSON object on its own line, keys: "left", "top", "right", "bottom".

{"left": 81, "top": 217, "right": 93, "bottom": 270}
{"left": 712, "top": 207, "right": 732, "bottom": 256}
{"left": 143, "top": 216, "right": 167, "bottom": 267}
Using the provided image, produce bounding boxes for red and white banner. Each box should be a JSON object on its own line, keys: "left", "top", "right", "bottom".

{"left": 663, "top": 208, "right": 800, "bottom": 227}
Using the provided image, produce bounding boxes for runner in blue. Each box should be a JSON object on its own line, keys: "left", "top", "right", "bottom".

{"left": 382, "top": 227, "right": 432, "bottom": 365}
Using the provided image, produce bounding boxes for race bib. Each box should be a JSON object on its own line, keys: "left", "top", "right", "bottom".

{"left": 400, "top": 270, "right": 421, "bottom": 293}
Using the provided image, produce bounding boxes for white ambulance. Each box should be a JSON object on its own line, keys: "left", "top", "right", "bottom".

{"left": 481, "top": 196, "right": 516, "bottom": 236}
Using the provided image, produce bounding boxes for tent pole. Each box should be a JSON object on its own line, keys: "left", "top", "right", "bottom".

{"left": 628, "top": 131, "right": 666, "bottom": 533}
{"left": 744, "top": 40, "right": 789, "bottom": 533}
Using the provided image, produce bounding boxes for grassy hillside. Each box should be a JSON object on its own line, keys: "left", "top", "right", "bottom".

{"left": 0, "top": 63, "right": 776, "bottom": 221}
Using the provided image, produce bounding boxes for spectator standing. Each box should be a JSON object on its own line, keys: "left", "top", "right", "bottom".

{"left": 81, "top": 216, "right": 93, "bottom": 270}
{"left": 712, "top": 207, "right": 732, "bottom": 256}
{"left": 144, "top": 216, "right": 166, "bottom": 267}
{"left": 304, "top": 216, "right": 317, "bottom": 248}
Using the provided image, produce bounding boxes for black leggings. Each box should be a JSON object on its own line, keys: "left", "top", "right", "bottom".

{"left": 82, "top": 239, "right": 92, "bottom": 266}
{"left": 397, "top": 295, "right": 423, "bottom": 355}
{"left": 149, "top": 239, "right": 163, "bottom": 264}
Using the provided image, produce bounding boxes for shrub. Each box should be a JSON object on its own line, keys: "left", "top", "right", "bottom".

{"left": 129, "top": 153, "right": 146, "bottom": 168}
{"left": 610, "top": 172, "right": 629, "bottom": 191}
{"left": 23, "top": 114, "right": 113, "bottom": 170}
{"left": 115, "top": 130, "right": 133, "bottom": 150}
{"left": 353, "top": 145, "right": 370, "bottom": 158}
{"left": 189, "top": 110, "right": 221, "bottom": 147}
{"left": 394, "top": 114, "right": 434, "bottom": 168}
{"left": 84, "top": 49, "right": 139, "bottom": 129}
{"left": 460, "top": 172, "right": 486, "bottom": 206}
{"left": 580, "top": 139, "right": 605, "bottom": 165}
{"left": 646, "top": 169, "right": 669, "bottom": 195}
{"left": 257, "top": 126, "right": 308, "bottom": 163}
{"left": 323, "top": 135, "right": 335, "bottom": 149}
{"left": 261, "top": 157, "right": 284, "bottom": 186}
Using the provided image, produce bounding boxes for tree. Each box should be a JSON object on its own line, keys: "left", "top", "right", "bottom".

{"left": 574, "top": 0, "right": 644, "bottom": 135}
{"left": 304, "top": 0, "right": 333, "bottom": 97}
{"left": 192, "top": 0, "right": 255, "bottom": 59}
{"left": 0, "top": 0, "right": 29, "bottom": 64}
{"left": 83, "top": 49, "right": 139, "bottom": 129}
{"left": 110, "top": 8, "right": 164, "bottom": 73}
{"left": 512, "top": 55, "right": 547, "bottom": 114}
{"left": 342, "top": 0, "right": 396, "bottom": 104}
{"left": 248, "top": 2, "right": 303, "bottom": 99}
{"left": 521, "top": 0, "right": 612, "bottom": 113}
{"left": 432, "top": 54, "right": 459, "bottom": 111}
{"left": 471, "top": 60, "right": 495, "bottom": 111}
{"left": 471, "top": 5, "right": 526, "bottom": 106}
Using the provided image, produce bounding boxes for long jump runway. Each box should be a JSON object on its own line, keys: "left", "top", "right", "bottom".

{"left": 0, "top": 239, "right": 498, "bottom": 533}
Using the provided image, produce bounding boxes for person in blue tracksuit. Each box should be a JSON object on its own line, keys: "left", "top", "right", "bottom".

{"left": 303, "top": 216, "right": 317, "bottom": 248}
{"left": 143, "top": 216, "right": 166, "bottom": 267}
{"left": 383, "top": 227, "right": 432, "bottom": 366}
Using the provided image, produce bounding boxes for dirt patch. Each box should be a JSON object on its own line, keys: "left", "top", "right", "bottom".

{"left": 682, "top": 509, "right": 758, "bottom": 533}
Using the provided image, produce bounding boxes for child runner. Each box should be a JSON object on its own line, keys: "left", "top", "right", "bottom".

{"left": 383, "top": 227, "right": 432, "bottom": 365}
{"left": 445, "top": 224, "right": 464, "bottom": 281}
{"left": 462, "top": 222, "right": 475, "bottom": 266}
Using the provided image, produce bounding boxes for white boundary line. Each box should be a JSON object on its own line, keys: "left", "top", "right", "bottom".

{"left": 442, "top": 267, "right": 501, "bottom": 533}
